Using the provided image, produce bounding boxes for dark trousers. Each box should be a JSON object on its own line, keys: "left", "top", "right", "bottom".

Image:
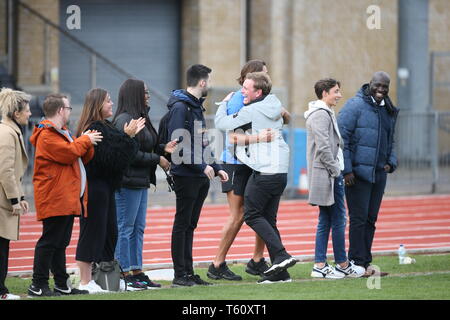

{"left": 0, "top": 237, "right": 10, "bottom": 294}
{"left": 76, "top": 178, "right": 118, "bottom": 263}
{"left": 32, "top": 215, "right": 74, "bottom": 288}
{"left": 346, "top": 171, "right": 387, "bottom": 268}
{"left": 243, "top": 172, "right": 290, "bottom": 264}
{"left": 171, "top": 176, "right": 210, "bottom": 278}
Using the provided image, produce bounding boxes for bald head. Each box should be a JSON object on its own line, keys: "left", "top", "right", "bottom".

{"left": 371, "top": 71, "right": 390, "bottom": 83}
{"left": 369, "top": 71, "right": 390, "bottom": 104}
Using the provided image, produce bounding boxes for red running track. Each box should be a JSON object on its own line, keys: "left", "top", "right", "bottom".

{"left": 8, "top": 194, "right": 450, "bottom": 274}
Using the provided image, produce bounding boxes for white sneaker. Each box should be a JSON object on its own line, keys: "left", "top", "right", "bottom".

{"left": 311, "top": 263, "right": 345, "bottom": 279}
{"left": 335, "top": 260, "right": 365, "bottom": 278}
{"left": 78, "top": 280, "right": 109, "bottom": 294}
{"left": 1, "top": 293, "right": 21, "bottom": 300}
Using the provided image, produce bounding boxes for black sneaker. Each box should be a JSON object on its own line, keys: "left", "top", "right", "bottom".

{"left": 188, "top": 274, "right": 213, "bottom": 286}
{"left": 264, "top": 257, "right": 297, "bottom": 276}
{"left": 207, "top": 262, "right": 242, "bottom": 281}
{"left": 124, "top": 275, "right": 147, "bottom": 291}
{"left": 54, "top": 285, "right": 89, "bottom": 295}
{"left": 28, "top": 284, "right": 61, "bottom": 297}
{"left": 172, "top": 275, "right": 196, "bottom": 287}
{"left": 245, "top": 258, "right": 270, "bottom": 276}
{"left": 258, "top": 270, "right": 292, "bottom": 284}
{"left": 133, "top": 273, "right": 162, "bottom": 289}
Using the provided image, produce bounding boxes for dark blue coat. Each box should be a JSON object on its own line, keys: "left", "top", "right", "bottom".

{"left": 166, "top": 89, "right": 222, "bottom": 177}
{"left": 337, "top": 84, "right": 399, "bottom": 183}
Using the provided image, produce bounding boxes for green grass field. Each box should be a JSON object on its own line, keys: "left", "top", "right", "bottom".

{"left": 6, "top": 253, "right": 450, "bottom": 300}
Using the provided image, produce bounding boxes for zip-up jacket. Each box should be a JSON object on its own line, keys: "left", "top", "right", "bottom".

{"left": 30, "top": 119, "right": 94, "bottom": 221}
{"left": 167, "top": 89, "right": 222, "bottom": 177}
{"left": 337, "top": 84, "right": 399, "bottom": 183}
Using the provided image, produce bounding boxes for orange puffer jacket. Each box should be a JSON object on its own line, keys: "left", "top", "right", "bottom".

{"left": 30, "top": 119, "right": 94, "bottom": 221}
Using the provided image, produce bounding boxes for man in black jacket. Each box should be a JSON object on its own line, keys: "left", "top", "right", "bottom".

{"left": 167, "top": 64, "right": 228, "bottom": 287}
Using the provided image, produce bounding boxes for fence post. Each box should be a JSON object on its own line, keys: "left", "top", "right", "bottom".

{"left": 90, "top": 54, "right": 97, "bottom": 89}
{"left": 431, "top": 111, "right": 439, "bottom": 193}
{"left": 287, "top": 112, "right": 296, "bottom": 198}
{"left": 44, "top": 24, "right": 51, "bottom": 85}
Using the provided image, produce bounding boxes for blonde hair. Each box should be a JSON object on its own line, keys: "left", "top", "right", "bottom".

{"left": 0, "top": 87, "right": 31, "bottom": 119}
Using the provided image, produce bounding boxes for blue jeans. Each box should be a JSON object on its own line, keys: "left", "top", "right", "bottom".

{"left": 314, "top": 175, "right": 347, "bottom": 264}
{"left": 115, "top": 188, "right": 148, "bottom": 272}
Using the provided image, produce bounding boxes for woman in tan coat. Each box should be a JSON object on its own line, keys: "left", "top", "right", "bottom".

{"left": 0, "top": 88, "right": 31, "bottom": 300}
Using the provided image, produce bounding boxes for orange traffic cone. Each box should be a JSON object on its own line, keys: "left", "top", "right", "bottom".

{"left": 298, "top": 168, "right": 309, "bottom": 196}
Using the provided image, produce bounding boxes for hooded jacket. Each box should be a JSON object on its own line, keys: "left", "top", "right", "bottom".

{"left": 215, "top": 94, "right": 289, "bottom": 174}
{"left": 30, "top": 119, "right": 94, "bottom": 221}
{"left": 337, "top": 84, "right": 399, "bottom": 183}
{"left": 304, "top": 100, "right": 344, "bottom": 206}
{"left": 220, "top": 90, "right": 245, "bottom": 164}
{"left": 166, "top": 89, "right": 222, "bottom": 177}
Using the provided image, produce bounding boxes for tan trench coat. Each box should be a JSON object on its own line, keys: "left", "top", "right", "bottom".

{"left": 0, "top": 118, "right": 28, "bottom": 240}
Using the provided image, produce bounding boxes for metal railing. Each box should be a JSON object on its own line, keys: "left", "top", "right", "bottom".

{"left": 387, "top": 110, "right": 450, "bottom": 195}
{"left": 16, "top": 0, "right": 169, "bottom": 104}
{"left": 19, "top": 109, "right": 450, "bottom": 210}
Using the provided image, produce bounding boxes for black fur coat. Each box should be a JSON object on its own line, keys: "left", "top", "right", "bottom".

{"left": 85, "top": 120, "right": 138, "bottom": 190}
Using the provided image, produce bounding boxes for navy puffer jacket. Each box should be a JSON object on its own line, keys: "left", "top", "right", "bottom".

{"left": 337, "top": 84, "right": 399, "bottom": 183}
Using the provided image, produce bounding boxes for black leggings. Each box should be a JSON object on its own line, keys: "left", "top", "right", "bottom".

{"left": 0, "top": 237, "right": 10, "bottom": 294}
{"left": 76, "top": 178, "right": 118, "bottom": 263}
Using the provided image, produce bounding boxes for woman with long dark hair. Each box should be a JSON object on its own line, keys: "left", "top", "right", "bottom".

{"left": 74, "top": 88, "right": 145, "bottom": 293}
{"left": 111, "top": 79, "right": 170, "bottom": 290}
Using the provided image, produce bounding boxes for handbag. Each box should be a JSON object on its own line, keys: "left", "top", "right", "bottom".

{"left": 92, "top": 260, "right": 124, "bottom": 292}
{"left": 164, "top": 169, "right": 175, "bottom": 192}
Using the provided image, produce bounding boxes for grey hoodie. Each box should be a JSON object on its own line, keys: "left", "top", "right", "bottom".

{"left": 215, "top": 94, "right": 289, "bottom": 173}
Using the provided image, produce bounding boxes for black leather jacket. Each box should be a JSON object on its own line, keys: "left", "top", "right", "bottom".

{"left": 113, "top": 112, "right": 161, "bottom": 188}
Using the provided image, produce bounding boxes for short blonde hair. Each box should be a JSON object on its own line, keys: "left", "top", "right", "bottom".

{"left": 0, "top": 87, "right": 31, "bottom": 119}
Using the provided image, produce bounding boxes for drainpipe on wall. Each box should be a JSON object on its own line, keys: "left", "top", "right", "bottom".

{"left": 7, "top": 0, "right": 18, "bottom": 77}
{"left": 240, "top": 0, "right": 248, "bottom": 66}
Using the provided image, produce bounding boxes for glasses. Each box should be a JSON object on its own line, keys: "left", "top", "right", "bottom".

{"left": 63, "top": 107, "right": 73, "bottom": 110}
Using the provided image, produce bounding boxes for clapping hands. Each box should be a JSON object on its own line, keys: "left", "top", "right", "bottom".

{"left": 124, "top": 117, "right": 146, "bottom": 138}
{"left": 83, "top": 130, "right": 103, "bottom": 145}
